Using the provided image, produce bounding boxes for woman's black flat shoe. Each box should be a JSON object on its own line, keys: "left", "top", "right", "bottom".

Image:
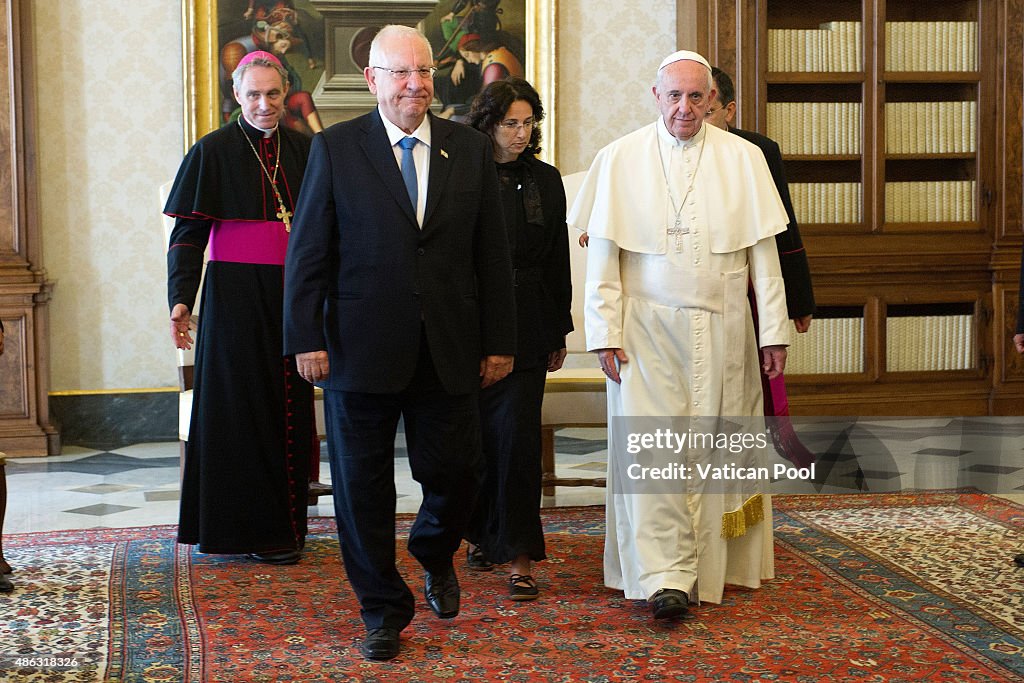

{"left": 466, "top": 545, "right": 494, "bottom": 571}
{"left": 509, "top": 574, "right": 539, "bottom": 601}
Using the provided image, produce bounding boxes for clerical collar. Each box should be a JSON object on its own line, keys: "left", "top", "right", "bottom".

{"left": 656, "top": 116, "right": 706, "bottom": 149}
{"left": 239, "top": 115, "right": 279, "bottom": 139}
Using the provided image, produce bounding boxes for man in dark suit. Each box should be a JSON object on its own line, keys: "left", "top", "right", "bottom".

{"left": 706, "top": 67, "right": 817, "bottom": 469}
{"left": 283, "top": 24, "right": 516, "bottom": 661}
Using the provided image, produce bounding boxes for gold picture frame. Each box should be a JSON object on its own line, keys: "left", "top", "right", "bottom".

{"left": 180, "top": 0, "right": 558, "bottom": 162}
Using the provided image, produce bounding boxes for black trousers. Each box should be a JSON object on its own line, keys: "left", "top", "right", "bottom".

{"left": 324, "top": 336, "right": 481, "bottom": 631}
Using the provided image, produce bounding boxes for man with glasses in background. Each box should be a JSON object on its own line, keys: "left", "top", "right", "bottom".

{"left": 705, "top": 67, "right": 817, "bottom": 470}
{"left": 283, "top": 24, "right": 515, "bottom": 661}
{"left": 705, "top": 67, "right": 814, "bottom": 335}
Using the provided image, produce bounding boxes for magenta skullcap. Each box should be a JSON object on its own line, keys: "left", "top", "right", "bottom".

{"left": 237, "top": 50, "right": 283, "bottom": 69}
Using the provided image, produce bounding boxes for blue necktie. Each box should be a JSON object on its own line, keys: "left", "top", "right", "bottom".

{"left": 398, "top": 136, "right": 418, "bottom": 211}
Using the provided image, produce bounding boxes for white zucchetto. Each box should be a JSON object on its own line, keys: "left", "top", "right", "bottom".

{"left": 658, "top": 50, "right": 712, "bottom": 72}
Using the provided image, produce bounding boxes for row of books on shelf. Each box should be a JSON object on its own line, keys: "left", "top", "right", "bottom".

{"left": 787, "top": 317, "right": 863, "bottom": 375}
{"left": 786, "top": 314, "right": 975, "bottom": 374}
{"left": 767, "top": 22, "right": 862, "bottom": 72}
{"left": 788, "top": 181, "right": 974, "bottom": 224}
{"left": 886, "top": 315, "right": 974, "bottom": 372}
{"left": 884, "top": 181, "right": 975, "bottom": 223}
{"left": 884, "top": 101, "right": 976, "bottom": 154}
{"left": 766, "top": 102, "right": 861, "bottom": 155}
{"left": 885, "top": 22, "right": 978, "bottom": 72}
{"left": 767, "top": 20, "right": 978, "bottom": 73}
{"left": 790, "top": 182, "right": 862, "bottom": 224}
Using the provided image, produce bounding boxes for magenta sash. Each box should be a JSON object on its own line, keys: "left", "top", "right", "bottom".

{"left": 208, "top": 220, "right": 288, "bottom": 265}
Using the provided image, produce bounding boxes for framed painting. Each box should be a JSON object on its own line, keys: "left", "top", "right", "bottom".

{"left": 182, "top": 0, "right": 558, "bottom": 161}
{"left": 182, "top": 0, "right": 328, "bottom": 142}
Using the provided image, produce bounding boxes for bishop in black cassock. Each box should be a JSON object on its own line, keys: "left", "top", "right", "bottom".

{"left": 164, "top": 51, "right": 313, "bottom": 562}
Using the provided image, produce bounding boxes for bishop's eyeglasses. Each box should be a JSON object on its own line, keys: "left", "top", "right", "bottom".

{"left": 371, "top": 66, "right": 437, "bottom": 80}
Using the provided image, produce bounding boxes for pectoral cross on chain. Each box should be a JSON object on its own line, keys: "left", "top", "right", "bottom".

{"left": 277, "top": 203, "right": 292, "bottom": 232}
{"left": 667, "top": 216, "right": 688, "bottom": 252}
{"left": 657, "top": 132, "right": 706, "bottom": 254}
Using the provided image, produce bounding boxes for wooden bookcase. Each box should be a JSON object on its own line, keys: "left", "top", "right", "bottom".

{"left": 693, "top": 0, "right": 1024, "bottom": 415}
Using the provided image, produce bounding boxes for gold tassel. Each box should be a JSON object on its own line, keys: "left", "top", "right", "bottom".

{"left": 720, "top": 493, "right": 765, "bottom": 539}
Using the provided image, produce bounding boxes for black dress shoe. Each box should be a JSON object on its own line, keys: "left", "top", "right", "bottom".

{"left": 247, "top": 550, "right": 301, "bottom": 565}
{"left": 649, "top": 588, "right": 688, "bottom": 620}
{"left": 0, "top": 574, "right": 12, "bottom": 593}
{"left": 424, "top": 565, "right": 460, "bottom": 619}
{"left": 360, "top": 627, "right": 400, "bottom": 661}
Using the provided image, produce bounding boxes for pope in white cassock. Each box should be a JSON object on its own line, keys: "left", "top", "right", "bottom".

{"left": 568, "top": 50, "right": 791, "bottom": 619}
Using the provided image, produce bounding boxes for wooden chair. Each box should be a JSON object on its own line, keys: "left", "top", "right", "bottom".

{"left": 539, "top": 172, "right": 607, "bottom": 495}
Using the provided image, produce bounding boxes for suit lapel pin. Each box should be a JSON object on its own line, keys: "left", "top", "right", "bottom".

{"left": 440, "top": 149, "right": 449, "bottom": 159}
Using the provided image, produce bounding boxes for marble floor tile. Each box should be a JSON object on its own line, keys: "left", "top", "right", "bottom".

{"left": 68, "top": 483, "right": 138, "bottom": 495}
{"left": 144, "top": 490, "right": 181, "bottom": 502}
{"left": 63, "top": 503, "right": 139, "bottom": 517}
{"left": 111, "top": 442, "right": 186, "bottom": 459}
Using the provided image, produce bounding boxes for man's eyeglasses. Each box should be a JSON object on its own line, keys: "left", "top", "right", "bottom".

{"left": 371, "top": 66, "right": 437, "bottom": 80}
{"left": 498, "top": 118, "right": 535, "bottom": 131}
{"left": 705, "top": 107, "right": 723, "bottom": 117}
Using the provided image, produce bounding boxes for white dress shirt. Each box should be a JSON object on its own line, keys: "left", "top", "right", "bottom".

{"left": 379, "top": 107, "right": 432, "bottom": 226}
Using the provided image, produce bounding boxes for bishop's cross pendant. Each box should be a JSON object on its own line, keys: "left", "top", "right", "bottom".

{"left": 667, "top": 215, "right": 689, "bottom": 252}
{"left": 277, "top": 204, "right": 293, "bottom": 232}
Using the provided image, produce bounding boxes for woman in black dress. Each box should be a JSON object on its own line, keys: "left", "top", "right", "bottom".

{"left": 465, "top": 78, "right": 573, "bottom": 600}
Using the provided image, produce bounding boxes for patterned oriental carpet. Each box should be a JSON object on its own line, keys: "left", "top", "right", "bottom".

{"left": 2, "top": 490, "right": 1023, "bottom": 682}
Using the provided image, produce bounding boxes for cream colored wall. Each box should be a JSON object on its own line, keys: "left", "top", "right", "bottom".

{"left": 556, "top": 0, "right": 677, "bottom": 174}
{"left": 33, "top": 0, "right": 675, "bottom": 392}
{"left": 34, "top": 0, "right": 184, "bottom": 391}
